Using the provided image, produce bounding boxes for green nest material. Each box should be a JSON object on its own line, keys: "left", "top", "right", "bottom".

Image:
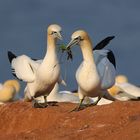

{"left": 59, "top": 44, "right": 73, "bottom": 60}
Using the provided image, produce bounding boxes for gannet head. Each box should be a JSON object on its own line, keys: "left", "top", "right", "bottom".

{"left": 108, "top": 86, "right": 122, "bottom": 96}
{"left": 115, "top": 75, "right": 128, "bottom": 84}
{"left": 3, "top": 80, "right": 20, "bottom": 93}
{"left": 66, "top": 30, "right": 89, "bottom": 49}
{"left": 48, "top": 24, "right": 62, "bottom": 40}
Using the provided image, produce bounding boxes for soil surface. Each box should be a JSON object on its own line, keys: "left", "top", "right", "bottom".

{"left": 0, "top": 100, "right": 140, "bottom": 140}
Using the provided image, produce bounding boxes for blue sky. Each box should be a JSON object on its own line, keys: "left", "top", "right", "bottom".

{"left": 0, "top": 0, "right": 140, "bottom": 96}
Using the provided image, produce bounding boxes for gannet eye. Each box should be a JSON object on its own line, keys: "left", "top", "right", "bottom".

{"left": 74, "top": 36, "right": 80, "bottom": 40}
{"left": 74, "top": 36, "right": 83, "bottom": 41}
{"left": 52, "top": 31, "right": 57, "bottom": 34}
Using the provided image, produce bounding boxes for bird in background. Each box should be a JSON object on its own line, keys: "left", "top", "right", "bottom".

{"left": 8, "top": 24, "right": 64, "bottom": 108}
{"left": 66, "top": 30, "right": 116, "bottom": 111}
{"left": 0, "top": 80, "right": 20, "bottom": 104}
{"left": 108, "top": 75, "right": 140, "bottom": 101}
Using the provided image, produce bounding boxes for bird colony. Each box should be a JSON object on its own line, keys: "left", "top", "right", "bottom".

{"left": 0, "top": 24, "right": 138, "bottom": 111}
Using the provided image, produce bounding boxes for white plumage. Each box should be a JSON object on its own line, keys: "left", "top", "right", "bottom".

{"left": 66, "top": 30, "right": 116, "bottom": 110}
{"left": 116, "top": 83, "right": 140, "bottom": 97}
{"left": 8, "top": 24, "right": 63, "bottom": 107}
{"left": 108, "top": 75, "right": 140, "bottom": 100}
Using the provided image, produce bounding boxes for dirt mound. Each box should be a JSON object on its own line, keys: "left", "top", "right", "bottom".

{"left": 0, "top": 101, "right": 140, "bottom": 140}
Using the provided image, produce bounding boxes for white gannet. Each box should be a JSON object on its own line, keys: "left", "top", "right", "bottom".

{"left": 66, "top": 36, "right": 116, "bottom": 105}
{"left": 0, "top": 80, "right": 20, "bottom": 104}
{"left": 8, "top": 24, "right": 63, "bottom": 108}
{"left": 66, "top": 30, "right": 116, "bottom": 111}
{"left": 108, "top": 75, "right": 140, "bottom": 101}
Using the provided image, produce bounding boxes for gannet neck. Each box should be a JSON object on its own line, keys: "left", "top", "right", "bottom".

{"left": 80, "top": 38, "right": 94, "bottom": 63}
{"left": 44, "top": 34, "right": 58, "bottom": 61}
{"left": 47, "top": 34, "right": 56, "bottom": 49}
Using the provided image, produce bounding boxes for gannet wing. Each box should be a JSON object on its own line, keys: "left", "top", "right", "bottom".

{"left": 93, "top": 36, "right": 115, "bottom": 50}
{"left": 94, "top": 50, "right": 116, "bottom": 89}
{"left": 8, "top": 51, "right": 39, "bottom": 82}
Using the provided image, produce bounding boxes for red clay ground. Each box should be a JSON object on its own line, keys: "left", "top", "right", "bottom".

{"left": 0, "top": 101, "right": 140, "bottom": 140}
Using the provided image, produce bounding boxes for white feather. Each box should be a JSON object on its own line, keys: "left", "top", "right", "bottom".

{"left": 116, "top": 82, "right": 140, "bottom": 97}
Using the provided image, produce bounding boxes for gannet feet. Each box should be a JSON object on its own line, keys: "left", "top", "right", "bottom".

{"left": 70, "top": 97, "right": 101, "bottom": 112}
{"left": 84, "top": 102, "right": 98, "bottom": 107}
{"left": 32, "top": 100, "right": 48, "bottom": 108}
{"left": 69, "top": 98, "right": 85, "bottom": 112}
{"left": 70, "top": 103, "right": 98, "bottom": 112}
{"left": 85, "top": 96, "right": 102, "bottom": 107}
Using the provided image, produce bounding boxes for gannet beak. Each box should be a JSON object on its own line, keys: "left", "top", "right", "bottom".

{"left": 66, "top": 39, "right": 78, "bottom": 50}
{"left": 56, "top": 32, "right": 63, "bottom": 40}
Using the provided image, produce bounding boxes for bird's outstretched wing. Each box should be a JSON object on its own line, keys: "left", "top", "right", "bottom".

{"left": 8, "top": 51, "right": 40, "bottom": 82}
{"left": 94, "top": 50, "right": 116, "bottom": 89}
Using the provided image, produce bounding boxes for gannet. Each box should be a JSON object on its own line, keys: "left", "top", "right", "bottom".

{"left": 66, "top": 30, "right": 116, "bottom": 111}
{"left": 108, "top": 75, "right": 140, "bottom": 101}
{"left": 8, "top": 24, "right": 63, "bottom": 108}
{"left": 0, "top": 80, "right": 20, "bottom": 104}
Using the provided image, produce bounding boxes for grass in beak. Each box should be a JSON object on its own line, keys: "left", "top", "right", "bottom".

{"left": 59, "top": 44, "right": 73, "bottom": 60}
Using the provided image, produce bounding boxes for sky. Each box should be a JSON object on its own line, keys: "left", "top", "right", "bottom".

{"left": 0, "top": 0, "right": 140, "bottom": 96}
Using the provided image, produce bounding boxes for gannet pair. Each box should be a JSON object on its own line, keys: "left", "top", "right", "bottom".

{"left": 66, "top": 30, "right": 116, "bottom": 111}
{"left": 0, "top": 80, "right": 20, "bottom": 104}
{"left": 108, "top": 75, "right": 140, "bottom": 101}
{"left": 23, "top": 35, "right": 115, "bottom": 106}
{"left": 8, "top": 24, "right": 63, "bottom": 107}
{"left": 8, "top": 24, "right": 116, "bottom": 110}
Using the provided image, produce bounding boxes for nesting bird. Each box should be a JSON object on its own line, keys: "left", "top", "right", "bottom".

{"left": 108, "top": 75, "right": 128, "bottom": 96}
{"left": 66, "top": 30, "right": 116, "bottom": 111}
{"left": 108, "top": 75, "right": 140, "bottom": 100}
{"left": 8, "top": 24, "right": 63, "bottom": 108}
{"left": 0, "top": 80, "right": 20, "bottom": 104}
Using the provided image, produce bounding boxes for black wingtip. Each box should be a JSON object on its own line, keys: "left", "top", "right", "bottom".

{"left": 7, "top": 51, "right": 16, "bottom": 63}
{"left": 93, "top": 36, "right": 115, "bottom": 50}
{"left": 107, "top": 50, "right": 116, "bottom": 69}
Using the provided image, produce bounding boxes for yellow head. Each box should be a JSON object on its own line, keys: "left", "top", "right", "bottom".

{"left": 66, "top": 30, "right": 91, "bottom": 49}
{"left": 108, "top": 86, "right": 122, "bottom": 96}
{"left": 0, "top": 86, "right": 15, "bottom": 102}
{"left": 115, "top": 75, "right": 128, "bottom": 84}
{"left": 3, "top": 80, "right": 20, "bottom": 93}
{"left": 47, "top": 24, "right": 62, "bottom": 40}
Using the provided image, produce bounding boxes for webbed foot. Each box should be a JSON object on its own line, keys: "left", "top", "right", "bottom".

{"left": 32, "top": 100, "right": 48, "bottom": 108}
